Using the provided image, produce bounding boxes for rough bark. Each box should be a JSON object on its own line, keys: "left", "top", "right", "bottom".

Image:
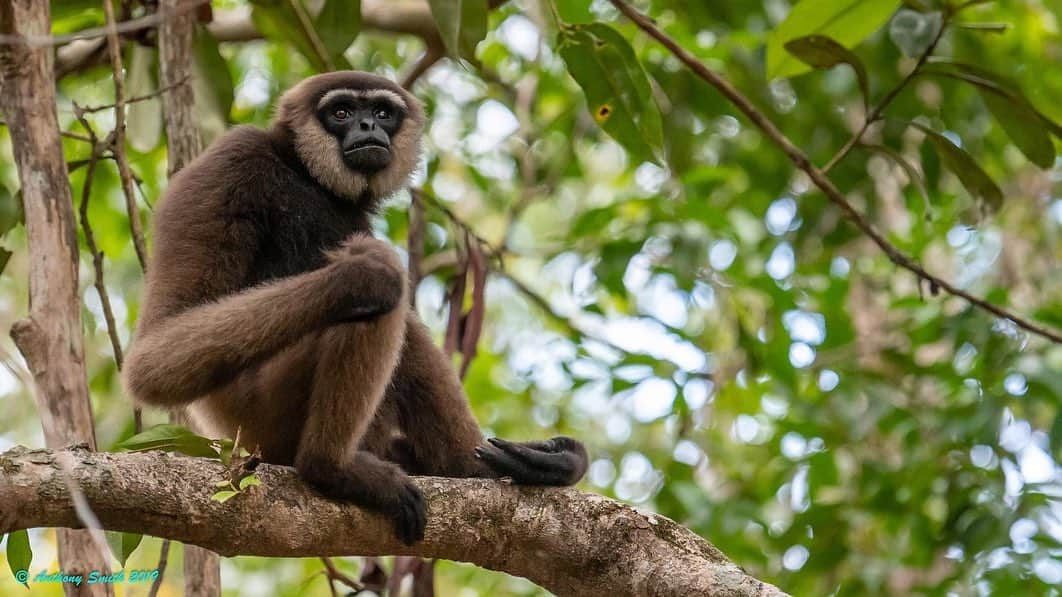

{"left": 159, "top": 0, "right": 203, "bottom": 175}
{"left": 0, "top": 447, "right": 786, "bottom": 597}
{"left": 157, "top": 3, "right": 218, "bottom": 594}
{"left": 0, "top": 2, "right": 111, "bottom": 595}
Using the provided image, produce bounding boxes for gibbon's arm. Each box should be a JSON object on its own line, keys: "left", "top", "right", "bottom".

{"left": 124, "top": 234, "right": 404, "bottom": 407}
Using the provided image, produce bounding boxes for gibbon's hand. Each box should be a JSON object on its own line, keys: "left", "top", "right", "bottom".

{"left": 475, "top": 436, "right": 588, "bottom": 486}
{"left": 327, "top": 235, "right": 407, "bottom": 323}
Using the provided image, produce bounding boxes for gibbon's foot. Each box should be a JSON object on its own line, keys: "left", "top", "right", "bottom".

{"left": 298, "top": 452, "right": 426, "bottom": 545}
{"left": 475, "top": 436, "right": 588, "bottom": 486}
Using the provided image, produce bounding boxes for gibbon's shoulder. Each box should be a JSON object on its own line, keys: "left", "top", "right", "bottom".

{"left": 159, "top": 125, "right": 293, "bottom": 217}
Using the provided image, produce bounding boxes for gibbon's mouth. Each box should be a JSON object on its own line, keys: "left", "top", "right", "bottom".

{"left": 342, "top": 142, "right": 391, "bottom": 173}
{"left": 343, "top": 141, "right": 389, "bottom": 154}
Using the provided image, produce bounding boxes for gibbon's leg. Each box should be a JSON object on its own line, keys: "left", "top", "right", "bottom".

{"left": 389, "top": 316, "right": 589, "bottom": 486}
{"left": 293, "top": 293, "right": 429, "bottom": 546}
{"left": 124, "top": 235, "right": 404, "bottom": 407}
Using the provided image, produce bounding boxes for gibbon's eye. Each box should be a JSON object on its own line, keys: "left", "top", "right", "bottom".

{"left": 333, "top": 109, "right": 349, "bottom": 121}
{"left": 374, "top": 108, "right": 392, "bottom": 120}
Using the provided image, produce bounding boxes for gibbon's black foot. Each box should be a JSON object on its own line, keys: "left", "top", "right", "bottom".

{"left": 297, "top": 452, "right": 426, "bottom": 545}
{"left": 475, "top": 436, "right": 588, "bottom": 486}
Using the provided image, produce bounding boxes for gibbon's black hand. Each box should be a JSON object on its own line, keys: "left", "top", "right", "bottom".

{"left": 475, "top": 436, "right": 588, "bottom": 486}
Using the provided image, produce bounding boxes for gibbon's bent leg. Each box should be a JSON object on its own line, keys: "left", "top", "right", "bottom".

{"left": 124, "top": 235, "right": 405, "bottom": 407}
{"left": 294, "top": 287, "right": 428, "bottom": 546}
{"left": 387, "top": 317, "right": 589, "bottom": 486}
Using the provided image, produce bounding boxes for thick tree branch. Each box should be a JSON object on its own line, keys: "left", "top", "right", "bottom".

{"left": 0, "top": 447, "right": 785, "bottom": 597}
{"left": 607, "top": 0, "right": 1062, "bottom": 345}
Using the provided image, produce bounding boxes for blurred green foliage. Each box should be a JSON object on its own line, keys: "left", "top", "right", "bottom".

{"left": 1, "top": 0, "right": 1061, "bottom": 595}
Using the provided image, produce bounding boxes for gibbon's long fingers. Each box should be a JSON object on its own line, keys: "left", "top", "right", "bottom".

{"left": 473, "top": 444, "right": 523, "bottom": 480}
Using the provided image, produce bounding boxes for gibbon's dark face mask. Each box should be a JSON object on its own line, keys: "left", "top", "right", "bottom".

{"left": 317, "top": 90, "right": 407, "bottom": 174}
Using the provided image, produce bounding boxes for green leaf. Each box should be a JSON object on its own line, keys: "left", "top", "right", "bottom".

{"left": 315, "top": 0, "right": 361, "bottom": 58}
{"left": 238, "top": 474, "right": 262, "bottom": 490}
{"left": 250, "top": 0, "right": 354, "bottom": 71}
{"left": 6, "top": 529, "right": 32, "bottom": 587}
{"left": 925, "top": 60, "right": 1062, "bottom": 139}
{"left": 980, "top": 91, "right": 1055, "bottom": 169}
{"left": 555, "top": 0, "right": 594, "bottom": 24}
{"left": 922, "top": 62, "right": 1055, "bottom": 168}
{"left": 0, "top": 248, "right": 11, "bottom": 276}
{"left": 912, "top": 123, "right": 1003, "bottom": 210}
{"left": 0, "top": 186, "right": 23, "bottom": 237}
{"left": 113, "top": 424, "right": 219, "bottom": 458}
{"left": 105, "top": 532, "right": 143, "bottom": 567}
{"left": 427, "top": 0, "right": 488, "bottom": 60}
{"left": 125, "top": 45, "right": 162, "bottom": 153}
{"left": 558, "top": 23, "right": 664, "bottom": 164}
{"left": 784, "top": 34, "right": 869, "bottom": 106}
{"left": 767, "top": 0, "right": 902, "bottom": 79}
{"left": 211, "top": 490, "right": 239, "bottom": 503}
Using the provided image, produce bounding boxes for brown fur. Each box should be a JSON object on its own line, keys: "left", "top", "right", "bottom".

{"left": 124, "top": 71, "right": 586, "bottom": 545}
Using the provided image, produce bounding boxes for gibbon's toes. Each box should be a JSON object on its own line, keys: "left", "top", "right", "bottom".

{"left": 297, "top": 455, "right": 426, "bottom": 545}
{"left": 476, "top": 437, "right": 589, "bottom": 486}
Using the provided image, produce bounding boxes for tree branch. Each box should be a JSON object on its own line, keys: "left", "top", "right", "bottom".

{"left": 209, "top": 1, "right": 443, "bottom": 44}
{"left": 0, "top": 447, "right": 785, "bottom": 597}
{"left": 607, "top": 0, "right": 1062, "bottom": 345}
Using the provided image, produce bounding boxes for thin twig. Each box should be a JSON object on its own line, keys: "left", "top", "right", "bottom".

{"left": 288, "top": 0, "right": 335, "bottom": 71}
{"left": 0, "top": 120, "right": 92, "bottom": 142}
{"left": 72, "top": 109, "right": 141, "bottom": 432}
{"left": 607, "top": 0, "right": 1062, "bottom": 344}
{"left": 821, "top": 13, "right": 948, "bottom": 173}
{"left": 101, "top": 1, "right": 149, "bottom": 272}
{"left": 401, "top": 42, "right": 445, "bottom": 89}
{"left": 77, "top": 75, "right": 190, "bottom": 114}
{"left": 419, "top": 191, "right": 636, "bottom": 357}
{"left": 146, "top": 540, "right": 171, "bottom": 597}
{"left": 320, "top": 557, "right": 364, "bottom": 594}
{"left": 0, "top": 0, "right": 210, "bottom": 47}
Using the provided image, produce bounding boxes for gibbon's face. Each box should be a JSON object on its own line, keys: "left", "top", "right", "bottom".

{"left": 278, "top": 72, "right": 424, "bottom": 200}
{"left": 317, "top": 89, "right": 407, "bottom": 174}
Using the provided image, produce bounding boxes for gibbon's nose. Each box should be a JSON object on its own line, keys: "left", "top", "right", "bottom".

{"left": 359, "top": 118, "right": 375, "bottom": 131}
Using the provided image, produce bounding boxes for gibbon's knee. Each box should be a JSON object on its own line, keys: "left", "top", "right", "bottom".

{"left": 327, "top": 235, "right": 408, "bottom": 321}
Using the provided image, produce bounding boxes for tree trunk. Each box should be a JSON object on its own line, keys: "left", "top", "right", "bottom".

{"left": 1, "top": 447, "right": 787, "bottom": 597}
{"left": 157, "top": 2, "right": 220, "bottom": 594}
{"left": 0, "top": 3, "right": 112, "bottom": 595}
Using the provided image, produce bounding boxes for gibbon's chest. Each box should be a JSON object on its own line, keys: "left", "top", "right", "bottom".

{"left": 250, "top": 183, "right": 369, "bottom": 285}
